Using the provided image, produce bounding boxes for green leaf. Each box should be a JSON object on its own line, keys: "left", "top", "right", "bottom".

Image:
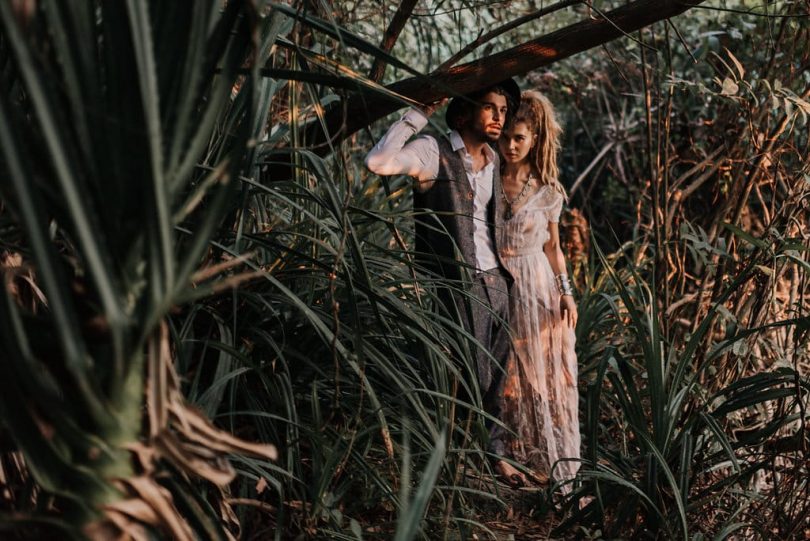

{"left": 723, "top": 222, "right": 768, "bottom": 250}
{"left": 394, "top": 429, "right": 447, "bottom": 541}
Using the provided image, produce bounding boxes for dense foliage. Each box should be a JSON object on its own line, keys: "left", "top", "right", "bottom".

{"left": 0, "top": 1, "right": 807, "bottom": 540}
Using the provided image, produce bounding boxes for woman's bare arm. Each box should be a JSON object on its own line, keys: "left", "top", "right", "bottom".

{"left": 544, "top": 221, "right": 578, "bottom": 328}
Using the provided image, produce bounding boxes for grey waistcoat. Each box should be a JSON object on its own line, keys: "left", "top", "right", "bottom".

{"left": 413, "top": 136, "right": 510, "bottom": 283}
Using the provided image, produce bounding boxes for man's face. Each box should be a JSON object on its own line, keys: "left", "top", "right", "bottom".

{"left": 466, "top": 92, "right": 508, "bottom": 142}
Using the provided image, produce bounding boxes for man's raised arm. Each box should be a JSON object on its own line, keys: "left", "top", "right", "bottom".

{"left": 364, "top": 108, "right": 439, "bottom": 184}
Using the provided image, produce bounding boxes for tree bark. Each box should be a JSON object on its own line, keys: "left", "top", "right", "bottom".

{"left": 368, "top": 0, "right": 419, "bottom": 83}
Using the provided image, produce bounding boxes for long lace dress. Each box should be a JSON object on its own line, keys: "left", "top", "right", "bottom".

{"left": 497, "top": 184, "right": 580, "bottom": 485}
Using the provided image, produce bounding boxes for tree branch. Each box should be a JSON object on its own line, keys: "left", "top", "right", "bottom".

{"left": 436, "top": 0, "right": 582, "bottom": 71}
{"left": 293, "top": 0, "right": 706, "bottom": 161}
{"left": 368, "top": 0, "right": 418, "bottom": 83}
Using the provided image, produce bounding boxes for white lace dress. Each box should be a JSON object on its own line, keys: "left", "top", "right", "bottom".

{"left": 497, "top": 184, "right": 580, "bottom": 484}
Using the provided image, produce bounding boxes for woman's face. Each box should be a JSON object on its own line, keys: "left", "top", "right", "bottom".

{"left": 499, "top": 121, "right": 536, "bottom": 165}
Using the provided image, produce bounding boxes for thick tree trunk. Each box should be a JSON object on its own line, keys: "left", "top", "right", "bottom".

{"left": 302, "top": 0, "right": 705, "bottom": 152}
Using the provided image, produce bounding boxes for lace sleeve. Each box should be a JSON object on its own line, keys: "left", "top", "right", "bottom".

{"left": 547, "top": 191, "right": 564, "bottom": 223}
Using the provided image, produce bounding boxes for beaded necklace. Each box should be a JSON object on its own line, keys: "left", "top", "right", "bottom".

{"left": 501, "top": 173, "right": 535, "bottom": 220}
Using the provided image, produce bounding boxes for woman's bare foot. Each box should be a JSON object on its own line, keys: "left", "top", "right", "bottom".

{"left": 494, "top": 460, "right": 528, "bottom": 488}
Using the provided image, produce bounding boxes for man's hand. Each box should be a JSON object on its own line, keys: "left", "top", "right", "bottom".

{"left": 560, "top": 295, "right": 578, "bottom": 329}
{"left": 419, "top": 97, "right": 448, "bottom": 117}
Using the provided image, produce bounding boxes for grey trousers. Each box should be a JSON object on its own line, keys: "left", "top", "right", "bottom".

{"left": 440, "top": 269, "right": 511, "bottom": 429}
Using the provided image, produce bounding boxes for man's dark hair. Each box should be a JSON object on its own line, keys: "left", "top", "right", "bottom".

{"left": 445, "top": 80, "right": 520, "bottom": 131}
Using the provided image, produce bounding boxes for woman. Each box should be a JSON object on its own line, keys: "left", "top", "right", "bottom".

{"left": 493, "top": 91, "right": 580, "bottom": 488}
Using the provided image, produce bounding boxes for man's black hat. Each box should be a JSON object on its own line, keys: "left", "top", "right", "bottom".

{"left": 445, "top": 78, "right": 521, "bottom": 131}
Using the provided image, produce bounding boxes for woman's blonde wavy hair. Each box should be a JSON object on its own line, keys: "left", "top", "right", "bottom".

{"left": 511, "top": 90, "right": 566, "bottom": 199}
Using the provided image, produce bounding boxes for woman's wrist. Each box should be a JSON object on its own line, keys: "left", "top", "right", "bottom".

{"left": 555, "top": 273, "right": 574, "bottom": 297}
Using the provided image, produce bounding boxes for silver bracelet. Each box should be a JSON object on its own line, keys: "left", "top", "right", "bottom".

{"left": 555, "top": 273, "right": 574, "bottom": 297}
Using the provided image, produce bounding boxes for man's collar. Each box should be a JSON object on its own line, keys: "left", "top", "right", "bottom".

{"left": 447, "top": 129, "right": 497, "bottom": 163}
{"left": 448, "top": 129, "right": 466, "bottom": 152}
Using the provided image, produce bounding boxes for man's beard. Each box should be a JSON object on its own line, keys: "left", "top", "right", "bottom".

{"left": 473, "top": 125, "right": 499, "bottom": 143}
{"left": 460, "top": 122, "right": 500, "bottom": 143}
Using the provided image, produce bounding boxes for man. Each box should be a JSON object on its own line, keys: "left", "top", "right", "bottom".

{"left": 365, "top": 80, "right": 523, "bottom": 483}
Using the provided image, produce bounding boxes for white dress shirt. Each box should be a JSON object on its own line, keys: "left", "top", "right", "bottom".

{"left": 365, "top": 109, "right": 499, "bottom": 272}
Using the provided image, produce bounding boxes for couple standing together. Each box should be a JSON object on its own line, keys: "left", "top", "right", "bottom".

{"left": 365, "top": 79, "right": 580, "bottom": 488}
